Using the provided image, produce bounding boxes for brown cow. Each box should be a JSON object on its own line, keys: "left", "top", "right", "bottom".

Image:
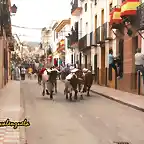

{"left": 77, "top": 68, "right": 93, "bottom": 97}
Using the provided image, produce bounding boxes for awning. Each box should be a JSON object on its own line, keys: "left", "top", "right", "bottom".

{"left": 121, "top": 0, "right": 140, "bottom": 17}
{"left": 110, "top": 7, "right": 122, "bottom": 24}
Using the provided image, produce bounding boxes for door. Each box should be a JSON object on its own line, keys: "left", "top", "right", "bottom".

{"left": 79, "top": 53, "right": 82, "bottom": 68}
{"left": 85, "top": 55, "right": 87, "bottom": 68}
{"left": 71, "top": 54, "right": 73, "bottom": 64}
{"left": 94, "top": 54, "right": 97, "bottom": 82}
{"left": 101, "top": 47, "right": 105, "bottom": 85}
{"left": 132, "top": 36, "right": 138, "bottom": 89}
{"left": 74, "top": 54, "right": 75, "bottom": 64}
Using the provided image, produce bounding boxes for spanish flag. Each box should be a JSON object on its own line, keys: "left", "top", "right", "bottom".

{"left": 121, "top": 0, "right": 140, "bottom": 17}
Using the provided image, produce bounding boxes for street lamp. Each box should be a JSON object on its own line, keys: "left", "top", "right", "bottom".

{"left": 11, "top": 4, "right": 17, "bottom": 14}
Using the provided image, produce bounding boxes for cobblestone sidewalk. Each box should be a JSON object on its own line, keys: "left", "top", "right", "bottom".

{"left": 91, "top": 84, "right": 144, "bottom": 112}
{"left": 0, "top": 80, "right": 26, "bottom": 144}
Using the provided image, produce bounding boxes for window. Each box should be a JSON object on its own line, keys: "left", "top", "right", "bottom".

{"left": 85, "top": 3, "right": 87, "bottom": 12}
{"left": 94, "top": 0, "right": 97, "bottom": 5}
{"left": 80, "top": 18, "right": 82, "bottom": 38}
{"left": 86, "top": 22, "right": 88, "bottom": 34}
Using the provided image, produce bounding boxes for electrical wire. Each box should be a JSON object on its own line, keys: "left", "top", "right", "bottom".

{"left": 12, "top": 25, "right": 43, "bottom": 30}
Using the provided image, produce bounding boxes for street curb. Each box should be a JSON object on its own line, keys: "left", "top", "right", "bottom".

{"left": 60, "top": 80, "right": 144, "bottom": 112}
{"left": 90, "top": 90, "right": 144, "bottom": 112}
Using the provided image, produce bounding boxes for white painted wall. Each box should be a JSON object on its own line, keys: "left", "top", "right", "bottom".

{"left": 92, "top": 0, "right": 108, "bottom": 69}
{"left": 51, "top": 30, "right": 57, "bottom": 52}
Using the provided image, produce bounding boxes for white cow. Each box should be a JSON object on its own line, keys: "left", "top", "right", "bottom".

{"left": 64, "top": 68, "right": 82, "bottom": 101}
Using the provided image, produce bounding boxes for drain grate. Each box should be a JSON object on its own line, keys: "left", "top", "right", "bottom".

{"left": 113, "top": 142, "right": 130, "bottom": 144}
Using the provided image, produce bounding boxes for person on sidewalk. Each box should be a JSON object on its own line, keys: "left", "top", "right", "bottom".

{"left": 20, "top": 66, "right": 26, "bottom": 80}
{"left": 15, "top": 65, "right": 20, "bottom": 81}
{"left": 108, "top": 50, "right": 117, "bottom": 80}
{"left": 115, "top": 54, "right": 123, "bottom": 79}
{"left": 135, "top": 48, "right": 144, "bottom": 84}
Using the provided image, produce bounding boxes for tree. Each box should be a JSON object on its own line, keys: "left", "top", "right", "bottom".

{"left": 11, "top": 52, "right": 21, "bottom": 64}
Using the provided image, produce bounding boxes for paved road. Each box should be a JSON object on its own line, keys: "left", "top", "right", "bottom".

{"left": 21, "top": 79, "right": 144, "bottom": 144}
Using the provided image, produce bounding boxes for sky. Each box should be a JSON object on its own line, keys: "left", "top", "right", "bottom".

{"left": 11, "top": 0, "right": 71, "bottom": 42}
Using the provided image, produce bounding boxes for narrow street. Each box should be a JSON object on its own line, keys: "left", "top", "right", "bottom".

{"left": 21, "top": 79, "right": 144, "bottom": 144}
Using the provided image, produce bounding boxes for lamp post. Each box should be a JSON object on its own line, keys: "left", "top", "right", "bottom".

{"left": 11, "top": 4, "right": 17, "bottom": 14}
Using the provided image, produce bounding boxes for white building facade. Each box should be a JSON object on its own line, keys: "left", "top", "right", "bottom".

{"left": 70, "top": 0, "right": 114, "bottom": 84}
{"left": 70, "top": 0, "right": 93, "bottom": 69}
{"left": 50, "top": 19, "right": 72, "bottom": 66}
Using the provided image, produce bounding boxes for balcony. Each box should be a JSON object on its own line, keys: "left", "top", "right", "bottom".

{"left": 136, "top": 2, "right": 144, "bottom": 30}
{"left": 71, "top": 0, "right": 82, "bottom": 16}
{"left": 95, "top": 27, "right": 100, "bottom": 44}
{"left": 90, "top": 32, "right": 93, "bottom": 46}
{"left": 68, "top": 23, "right": 79, "bottom": 48}
{"left": 103, "top": 22, "right": 113, "bottom": 40}
{"left": 109, "top": 6, "right": 122, "bottom": 29}
{"left": 78, "top": 35, "right": 87, "bottom": 51}
{"left": 120, "top": 0, "right": 140, "bottom": 18}
{"left": 95, "top": 26, "right": 105, "bottom": 44}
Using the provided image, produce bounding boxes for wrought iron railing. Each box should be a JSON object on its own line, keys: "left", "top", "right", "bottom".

{"left": 101, "top": 25, "right": 104, "bottom": 41}
{"left": 90, "top": 32, "right": 93, "bottom": 45}
{"left": 96, "top": 27, "right": 100, "bottom": 43}
{"left": 136, "top": 2, "right": 144, "bottom": 30}
{"left": 103, "top": 23, "right": 107, "bottom": 40}
{"left": 78, "top": 35, "right": 87, "bottom": 51}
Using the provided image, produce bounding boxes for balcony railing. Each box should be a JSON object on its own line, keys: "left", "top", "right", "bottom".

{"left": 79, "top": 35, "right": 87, "bottom": 51}
{"left": 70, "top": 23, "right": 78, "bottom": 44}
{"left": 90, "top": 32, "right": 93, "bottom": 45}
{"left": 103, "top": 22, "right": 113, "bottom": 40}
{"left": 136, "top": 2, "right": 144, "bottom": 30}
{"left": 101, "top": 26, "right": 104, "bottom": 42}
{"left": 96, "top": 27, "right": 100, "bottom": 44}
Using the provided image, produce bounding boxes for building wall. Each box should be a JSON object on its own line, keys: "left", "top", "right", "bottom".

{"left": 141, "top": 33, "right": 144, "bottom": 54}
{"left": 0, "top": 37, "right": 4, "bottom": 88}
{"left": 79, "top": 0, "right": 93, "bottom": 38}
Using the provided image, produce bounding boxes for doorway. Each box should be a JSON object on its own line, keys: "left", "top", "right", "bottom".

{"left": 71, "top": 54, "right": 73, "bottom": 64}
{"left": 132, "top": 36, "right": 138, "bottom": 89}
{"left": 101, "top": 47, "right": 105, "bottom": 85}
{"left": 85, "top": 55, "right": 87, "bottom": 68}
{"left": 94, "top": 54, "right": 97, "bottom": 82}
{"left": 79, "top": 53, "right": 82, "bottom": 68}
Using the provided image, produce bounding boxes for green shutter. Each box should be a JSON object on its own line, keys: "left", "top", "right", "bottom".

{"left": 67, "top": 39, "right": 70, "bottom": 48}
